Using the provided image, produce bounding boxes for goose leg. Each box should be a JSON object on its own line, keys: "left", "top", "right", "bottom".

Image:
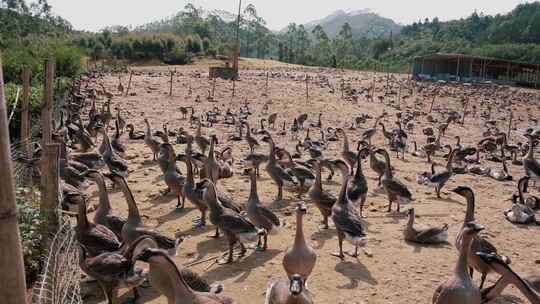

{"left": 387, "top": 200, "right": 393, "bottom": 212}
{"left": 469, "top": 267, "right": 474, "bottom": 279}
{"left": 479, "top": 274, "right": 487, "bottom": 289}
{"left": 331, "top": 232, "right": 345, "bottom": 259}
{"left": 378, "top": 175, "right": 382, "bottom": 187}
{"left": 208, "top": 227, "right": 220, "bottom": 238}
{"left": 346, "top": 245, "right": 359, "bottom": 258}
{"left": 436, "top": 186, "right": 441, "bottom": 199}
{"left": 320, "top": 216, "right": 329, "bottom": 229}
{"left": 193, "top": 210, "right": 206, "bottom": 228}
{"left": 176, "top": 195, "right": 184, "bottom": 209}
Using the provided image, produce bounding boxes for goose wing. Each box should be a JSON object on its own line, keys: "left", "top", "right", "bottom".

{"left": 218, "top": 194, "right": 243, "bottom": 213}
{"left": 415, "top": 226, "right": 448, "bottom": 243}
{"left": 333, "top": 207, "right": 366, "bottom": 237}
{"left": 383, "top": 178, "right": 412, "bottom": 198}
{"left": 82, "top": 225, "right": 121, "bottom": 253}
{"left": 429, "top": 171, "right": 451, "bottom": 184}
{"left": 133, "top": 226, "right": 177, "bottom": 250}
{"left": 221, "top": 213, "right": 258, "bottom": 235}
{"left": 258, "top": 206, "right": 281, "bottom": 227}
{"left": 85, "top": 252, "right": 130, "bottom": 276}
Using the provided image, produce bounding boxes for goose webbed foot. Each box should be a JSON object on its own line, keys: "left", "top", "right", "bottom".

{"left": 175, "top": 196, "right": 184, "bottom": 210}
{"left": 345, "top": 247, "right": 359, "bottom": 258}
{"left": 330, "top": 251, "right": 345, "bottom": 260}
{"left": 160, "top": 188, "right": 171, "bottom": 196}
{"left": 192, "top": 218, "right": 206, "bottom": 228}
{"left": 207, "top": 227, "right": 220, "bottom": 238}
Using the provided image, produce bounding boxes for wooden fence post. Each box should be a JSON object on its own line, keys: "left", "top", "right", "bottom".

{"left": 211, "top": 77, "right": 216, "bottom": 98}
{"left": 20, "top": 66, "right": 31, "bottom": 188}
{"left": 125, "top": 70, "right": 133, "bottom": 97}
{"left": 305, "top": 74, "right": 309, "bottom": 103}
{"left": 169, "top": 70, "right": 174, "bottom": 97}
{"left": 507, "top": 111, "right": 513, "bottom": 138}
{"left": 264, "top": 72, "right": 269, "bottom": 96}
{"left": 0, "top": 50, "right": 28, "bottom": 304}
{"left": 232, "top": 79, "right": 236, "bottom": 98}
{"left": 40, "top": 58, "right": 59, "bottom": 247}
{"left": 40, "top": 143, "right": 60, "bottom": 245}
{"left": 41, "top": 58, "right": 54, "bottom": 145}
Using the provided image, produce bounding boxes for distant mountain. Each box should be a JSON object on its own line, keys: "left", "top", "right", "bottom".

{"left": 300, "top": 9, "right": 401, "bottom": 38}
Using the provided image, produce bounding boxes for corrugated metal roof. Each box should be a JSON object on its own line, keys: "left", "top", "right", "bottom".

{"left": 414, "top": 52, "right": 540, "bottom": 69}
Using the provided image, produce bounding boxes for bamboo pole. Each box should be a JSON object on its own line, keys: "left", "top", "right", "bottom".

{"left": 20, "top": 67, "right": 31, "bottom": 188}
{"left": 429, "top": 92, "right": 437, "bottom": 113}
{"left": 461, "top": 98, "right": 469, "bottom": 125}
{"left": 507, "top": 111, "right": 513, "bottom": 139}
{"left": 125, "top": 70, "right": 133, "bottom": 96}
{"left": 0, "top": 50, "right": 28, "bottom": 304}
{"left": 232, "top": 79, "right": 236, "bottom": 98}
{"left": 265, "top": 72, "right": 269, "bottom": 96}
{"left": 211, "top": 77, "right": 216, "bottom": 98}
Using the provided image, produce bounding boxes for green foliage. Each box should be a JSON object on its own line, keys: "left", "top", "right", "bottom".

{"left": 16, "top": 189, "right": 43, "bottom": 285}
{"left": 185, "top": 35, "right": 202, "bottom": 54}
{"left": 163, "top": 45, "right": 192, "bottom": 65}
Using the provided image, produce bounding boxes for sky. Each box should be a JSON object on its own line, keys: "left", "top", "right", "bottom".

{"left": 47, "top": 0, "right": 535, "bottom": 32}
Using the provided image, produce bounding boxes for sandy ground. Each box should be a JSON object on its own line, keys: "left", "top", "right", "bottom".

{"left": 82, "top": 60, "right": 540, "bottom": 304}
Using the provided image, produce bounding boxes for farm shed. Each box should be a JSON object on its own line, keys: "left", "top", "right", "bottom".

{"left": 412, "top": 53, "right": 540, "bottom": 88}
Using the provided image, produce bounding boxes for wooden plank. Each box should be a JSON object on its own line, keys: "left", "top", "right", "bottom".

{"left": 0, "top": 50, "right": 28, "bottom": 304}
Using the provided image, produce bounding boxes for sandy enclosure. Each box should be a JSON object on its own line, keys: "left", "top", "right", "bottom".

{"left": 83, "top": 62, "right": 540, "bottom": 304}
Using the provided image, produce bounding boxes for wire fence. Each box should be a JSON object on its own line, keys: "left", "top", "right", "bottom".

{"left": 32, "top": 220, "right": 82, "bottom": 304}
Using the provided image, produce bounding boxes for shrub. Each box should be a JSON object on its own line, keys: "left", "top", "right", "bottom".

{"left": 163, "top": 45, "right": 192, "bottom": 65}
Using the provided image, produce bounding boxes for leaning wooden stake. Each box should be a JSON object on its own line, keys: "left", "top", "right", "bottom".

{"left": 265, "top": 72, "right": 269, "bottom": 96}
{"left": 232, "top": 79, "right": 236, "bottom": 98}
{"left": 0, "top": 50, "right": 28, "bottom": 304}
{"left": 461, "top": 98, "right": 469, "bottom": 124}
{"left": 211, "top": 77, "right": 216, "bottom": 98}
{"left": 40, "top": 143, "right": 60, "bottom": 248}
{"left": 20, "top": 66, "right": 31, "bottom": 187}
{"left": 340, "top": 79, "right": 344, "bottom": 99}
{"left": 125, "top": 70, "right": 133, "bottom": 96}
{"left": 428, "top": 92, "right": 437, "bottom": 113}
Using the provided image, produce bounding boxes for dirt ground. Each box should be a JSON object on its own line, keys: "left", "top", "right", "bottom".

{"left": 83, "top": 59, "right": 540, "bottom": 304}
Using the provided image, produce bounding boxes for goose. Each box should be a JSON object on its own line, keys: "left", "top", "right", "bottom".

{"left": 255, "top": 118, "right": 268, "bottom": 135}
{"left": 246, "top": 168, "right": 281, "bottom": 251}
{"left": 135, "top": 248, "right": 234, "bottom": 303}
{"left": 116, "top": 107, "right": 125, "bottom": 133}
{"left": 61, "top": 181, "right": 86, "bottom": 213}
{"left": 518, "top": 176, "right": 540, "bottom": 209}
{"left": 262, "top": 132, "right": 298, "bottom": 202}
{"left": 486, "top": 149, "right": 512, "bottom": 181}
{"left": 244, "top": 122, "right": 259, "bottom": 154}
{"left": 451, "top": 186, "right": 511, "bottom": 289}
{"left": 278, "top": 121, "right": 287, "bottom": 136}
{"left": 411, "top": 141, "right": 427, "bottom": 158}
{"left": 432, "top": 222, "right": 484, "bottom": 304}
{"left": 423, "top": 148, "right": 457, "bottom": 198}
{"left": 202, "top": 135, "right": 220, "bottom": 183}
{"left": 476, "top": 252, "right": 540, "bottom": 303}
{"left": 337, "top": 128, "right": 357, "bottom": 173}
{"left": 76, "top": 197, "right": 121, "bottom": 257}
{"left": 282, "top": 202, "right": 316, "bottom": 281}
{"left": 307, "top": 160, "right": 336, "bottom": 229}
{"left": 265, "top": 274, "right": 313, "bottom": 304}
{"left": 111, "top": 120, "right": 127, "bottom": 156}
{"left": 106, "top": 172, "right": 183, "bottom": 256}
{"left": 297, "top": 113, "right": 308, "bottom": 130}
{"left": 348, "top": 147, "right": 369, "bottom": 217}
{"left": 503, "top": 194, "right": 538, "bottom": 225}
{"left": 268, "top": 113, "right": 278, "bottom": 129}
{"left": 228, "top": 123, "right": 243, "bottom": 142}
{"left": 276, "top": 149, "right": 315, "bottom": 198}
{"left": 71, "top": 150, "right": 105, "bottom": 169}
{"left": 161, "top": 143, "right": 186, "bottom": 209}
{"left": 102, "top": 101, "right": 113, "bottom": 127}
{"left": 330, "top": 159, "right": 368, "bottom": 259}
{"left": 78, "top": 237, "right": 148, "bottom": 304}
{"left": 362, "top": 116, "right": 381, "bottom": 145}
{"left": 182, "top": 141, "right": 209, "bottom": 228}
{"left": 125, "top": 124, "right": 145, "bottom": 140}
{"left": 99, "top": 127, "right": 129, "bottom": 177}
{"left": 144, "top": 118, "right": 161, "bottom": 161}
{"left": 243, "top": 153, "right": 268, "bottom": 176}
{"left": 84, "top": 170, "right": 126, "bottom": 239}
{"left": 379, "top": 122, "right": 394, "bottom": 145}
{"left": 369, "top": 146, "right": 387, "bottom": 187}
{"left": 404, "top": 208, "right": 448, "bottom": 244}
{"left": 310, "top": 113, "right": 322, "bottom": 128}
{"left": 523, "top": 134, "right": 540, "bottom": 181}
{"left": 377, "top": 148, "right": 414, "bottom": 212}
{"left": 200, "top": 179, "right": 264, "bottom": 264}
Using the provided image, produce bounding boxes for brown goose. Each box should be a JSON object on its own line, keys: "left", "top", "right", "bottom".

{"left": 523, "top": 134, "right": 540, "bottom": 181}
{"left": 126, "top": 124, "right": 145, "bottom": 140}
{"left": 244, "top": 122, "right": 259, "bottom": 153}
{"left": 369, "top": 145, "right": 387, "bottom": 187}
{"left": 106, "top": 173, "right": 182, "bottom": 256}
{"left": 404, "top": 208, "right": 448, "bottom": 244}
{"left": 161, "top": 143, "right": 186, "bottom": 209}
{"left": 262, "top": 132, "right": 298, "bottom": 202}
{"left": 307, "top": 160, "right": 336, "bottom": 229}
{"left": 144, "top": 118, "right": 161, "bottom": 161}
{"left": 195, "top": 119, "right": 211, "bottom": 154}
{"left": 451, "top": 186, "right": 511, "bottom": 289}
{"left": 182, "top": 141, "right": 208, "bottom": 228}
{"left": 432, "top": 222, "right": 483, "bottom": 304}
{"left": 265, "top": 274, "right": 313, "bottom": 304}
{"left": 477, "top": 252, "right": 540, "bottom": 303}
{"left": 78, "top": 237, "right": 148, "bottom": 304}
{"left": 76, "top": 197, "right": 121, "bottom": 257}
{"left": 331, "top": 159, "right": 368, "bottom": 259}
{"left": 100, "top": 126, "right": 129, "bottom": 177}
{"left": 348, "top": 147, "right": 369, "bottom": 217}
{"left": 423, "top": 148, "right": 457, "bottom": 198}
{"left": 377, "top": 148, "right": 414, "bottom": 212}
{"left": 282, "top": 202, "right": 317, "bottom": 281}
{"left": 84, "top": 170, "right": 126, "bottom": 239}
{"left": 135, "top": 248, "right": 234, "bottom": 303}
{"left": 518, "top": 176, "right": 540, "bottom": 210}
{"left": 200, "top": 179, "right": 264, "bottom": 264}
{"left": 337, "top": 128, "right": 357, "bottom": 174}
{"left": 246, "top": 168, "right": 281, "bottom": 251}
{"left": 202, "top": 135, "right": 220, "bottom": 183}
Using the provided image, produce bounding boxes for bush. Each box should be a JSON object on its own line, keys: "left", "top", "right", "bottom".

{"left": 185, "top": 35, "right": 202, "bottom": 54}
{"left": 55, "top": 45, "right": 84, "bottom": 78}
{"left": 163, "top": 45, "right": 192, "bottom": 65}
{"left": 16, "top": 190, "right": 43, "bottom": 286}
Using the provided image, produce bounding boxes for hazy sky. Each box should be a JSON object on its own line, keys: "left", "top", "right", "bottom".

{"left": 47, "top": 0, "right": 534, "bottom": 32}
